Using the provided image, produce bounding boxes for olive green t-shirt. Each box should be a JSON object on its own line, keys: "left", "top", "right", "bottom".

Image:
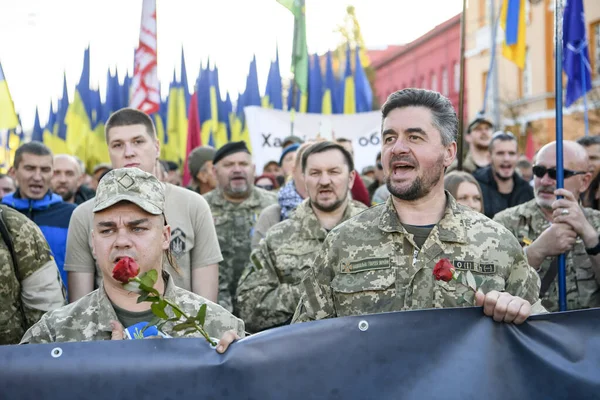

{"left": 112, "top": 303, "right": 155, "bottom": 328}
{"left": 402, "top": 223, "right": 435, "bottom": 250}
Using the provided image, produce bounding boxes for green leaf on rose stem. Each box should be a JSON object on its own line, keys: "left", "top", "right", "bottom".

{"left": 139, "top": 269, "right": 158, "bottom": 288}
{"left": 172, "top": 307, "right": 182, "bottom": 319}
{"left": 172, "top": 322, "right": 196, "bottom": 332}
{"left": 136, "top": 292, "right": 150, "bottom": 304}
{"left": 157, "top": 321, "right": 168, "bottom": 330}
{"left": 184, "top": 329, "right": 198, "bottom": 336}
{"left": 151, "top": 301, "right": 169, "bottom": 320}
{"left": 196, "top": 304, "right": 207, "bottom": 326}
{"left": 145, "top": 295, "right": 161, "bottom": 303}
{"left": 466, "top": 271, "right": 477, "bottom": 291}
{"left": 138, "top": 282, "right": 159, "bottom": 296}
{"left": 142, "top": 316, "right": 162, "bottom": 333}
{"left": 459, "top": 271, "right": 467, "bottom": 287}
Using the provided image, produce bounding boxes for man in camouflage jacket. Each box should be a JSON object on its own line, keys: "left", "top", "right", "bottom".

{"left": 204, "top": 142, "right": 277, "bottom": 314}
{"left": 494, "top": 141, "right": 600, "bottom": 311}
{"left": 237, "top": 142, "right": 366, "bottom": 332}
{"left": 21, "top": 168, "right": 244, "bottom": 347}
{"left": 292, "top": 89, "right": 545, "bottom": 324}
{"left": 0, "top": 205, "right": 65, "bottom": 345}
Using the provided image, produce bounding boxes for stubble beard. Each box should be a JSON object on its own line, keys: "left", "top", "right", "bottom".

{"left": 386, "top": 154, "right": 445, "bottom": 201}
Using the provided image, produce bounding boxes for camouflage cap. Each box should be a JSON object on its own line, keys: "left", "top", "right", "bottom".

{"left": 93, "top": 168, "right": 164, "bottom": 215}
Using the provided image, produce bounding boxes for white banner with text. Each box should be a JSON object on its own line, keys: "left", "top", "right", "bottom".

{"left": 245, "top": 106, "right": 381, "bottom": 174}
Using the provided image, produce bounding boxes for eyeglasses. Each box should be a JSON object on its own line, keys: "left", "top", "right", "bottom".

{"left": 376, "top": 162, "right": 383, "bottom": 170}
{"left": 256, "top": 184, "right": 274, "bottom": 191}
{"left": 532, "top": 165, "right": 587, "bottom": 180}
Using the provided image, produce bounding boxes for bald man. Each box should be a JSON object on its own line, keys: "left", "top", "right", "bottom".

{"left": 494, "top": 141, "right": 600, "bottom": 312}
{"left": 52, "top": 155, "right": 84, "bottom": 204}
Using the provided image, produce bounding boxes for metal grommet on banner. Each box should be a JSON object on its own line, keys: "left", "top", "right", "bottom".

{"left": 51, "top": 347, "right": 62, "bottom": 358}
{"left": 358, "top": 320, "right": 369, "bottom": 332}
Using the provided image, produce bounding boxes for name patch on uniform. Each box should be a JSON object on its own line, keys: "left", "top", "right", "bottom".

{"left": 341, "top": 258, "right": 390, "bottom": 274}
{"left": 453, "top": 260, "right": 496, "bottom": 274}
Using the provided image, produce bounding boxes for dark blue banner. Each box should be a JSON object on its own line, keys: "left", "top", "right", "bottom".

{"left": 2, "top": 307, "right": 600, "bottom": 399}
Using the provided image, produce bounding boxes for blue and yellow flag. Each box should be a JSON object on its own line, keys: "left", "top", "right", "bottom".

{"left": 165, "top": 69, "right": 188, "bottom": 164}
{"left": 342, "top": 46, "right": 356, "bottom": 114}
{"left": 500, "top": 0, "right": 526, "bottom": 69}
{"left": 354, "top": 46, "right": 373, "bottom": 113}
{"left": 307, "top": 54, "right": 322, "bottom": 114}
{"left": 0, "top": 61, "right": 19, "bottom": 131}
{"left": 322, "top": 51, "right": 337, "bottom": 115}
{"left": 213, "top": 66, "right": 230, "bottom": 148}
{"left": 65, "top": 47, "right": 94, "bottom": 170}
{"left": 44, "top": 74, "right": 69, "bottom": 155}
{"left": 197, "top": 63, "right": 214, "bottom": 147}
{"left": 263, "top": 48, "right": 283, "bottom": 110}
{"left": 31, "top": 107, "right": 43, "bottom": 142}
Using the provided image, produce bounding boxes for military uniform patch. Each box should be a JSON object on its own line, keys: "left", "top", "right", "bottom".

{"left": 170, "top": 228, "right": 187, "bottom": 257}
{"left": 453, "top": 260, "right": 496, "bottom": 274}
{"left": 341, "top": 257, "right": 390, "bottom": 274}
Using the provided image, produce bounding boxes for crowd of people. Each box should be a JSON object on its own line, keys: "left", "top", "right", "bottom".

{"left": 1, "top": 88, "right": 599, "bottom": 351}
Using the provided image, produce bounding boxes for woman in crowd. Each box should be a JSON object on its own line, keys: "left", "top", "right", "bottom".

{"left": 444, "top": 171, "right": 484, "bottom": 213}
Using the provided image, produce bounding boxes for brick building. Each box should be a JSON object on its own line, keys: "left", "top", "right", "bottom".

{"left": 369, "top": 14, "right": 467, "bottom": 120}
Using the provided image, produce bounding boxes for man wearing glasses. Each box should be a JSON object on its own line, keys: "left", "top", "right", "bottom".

{"left": 494, "top": 141, "right": 600, "bottom": 312}
{"left": 473, "top": 131, "right": 534, "bottom": 218}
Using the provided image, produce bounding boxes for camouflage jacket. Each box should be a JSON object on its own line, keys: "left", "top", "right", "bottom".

{"left": 494, "top": 199, "right": 600, "bottom": 311}
{"left": 0, "top": 205, "right": 66, "bottom": 345}
{"left": 21, "top": 272, "right": 245, "bottom": 344}
{"left": 292, "top": 193, "right": 544, "bottom": 323}
{"left": 236, "top": 199, "right": 367, "bottom": 332}
{"left": 204, "top": 187, "right": 277, "bottom": 314}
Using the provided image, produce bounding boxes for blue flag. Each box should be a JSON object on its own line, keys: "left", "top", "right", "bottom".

{"left": 563, "top": 0, "right": 592, "bottom": 107}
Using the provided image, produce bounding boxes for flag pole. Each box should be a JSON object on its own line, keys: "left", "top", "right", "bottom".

{"left": 554, "top": 0, "right": 567, "bottom": 311}
{"left": 456, "top": 0, "right": 468, "bottom": 171}
{"left": 291, "top": 82, "right": 297, "bottom": 135}
{"left": 581, "top": 53, "right": 590, "bottom": 136}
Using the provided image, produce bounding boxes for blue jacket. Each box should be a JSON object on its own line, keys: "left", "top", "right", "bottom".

{"left": 2, "top": 190, "right": 77, "bottom": 288}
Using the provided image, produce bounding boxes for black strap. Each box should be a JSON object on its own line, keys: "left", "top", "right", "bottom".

{"left": 0, "top": 207, "right": 27, "bottom": 332}
{"left": 539, "top": 257, "right": 560, "bottom": 298}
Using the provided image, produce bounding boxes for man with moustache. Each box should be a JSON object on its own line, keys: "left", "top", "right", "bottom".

{"left": 494, "top": 141, "right": 600, "bottom": 311}
{"left": 204, "top": 141, "right": 277, "bottom": 314}
{"left": 292, "top": 89, "right": 545, "bottom": 324}
{"left": 236, "top": 141, "right": 366, "bottom": 332}
{"left": 64, "top": 109, "right": 222, "bottom": 304}
{"left": 473, "top": 132, "right": 533, "bottom": 218}
{"left": 21, "top": 168, "right": 243, "bottom": 352}
{"left": 447, "top": 116, "right": 493, "bottom": 173}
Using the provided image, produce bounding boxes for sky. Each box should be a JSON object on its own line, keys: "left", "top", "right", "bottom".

{"left": 0, "top": 0, "right": 463, "bottom": 130}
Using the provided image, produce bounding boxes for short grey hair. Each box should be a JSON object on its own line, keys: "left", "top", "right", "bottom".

{"left": 381, "top": 88, "right": 458, "bottom": 146}
{"left": 55, "top": 154, "right": 83, "bottom": 176}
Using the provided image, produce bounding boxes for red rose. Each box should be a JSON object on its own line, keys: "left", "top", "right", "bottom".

{"left": 433, "top": 258, "right": 455, "bottom": 282}
{"left": 112, "top": 257, "right": 140, "bottom": 283}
